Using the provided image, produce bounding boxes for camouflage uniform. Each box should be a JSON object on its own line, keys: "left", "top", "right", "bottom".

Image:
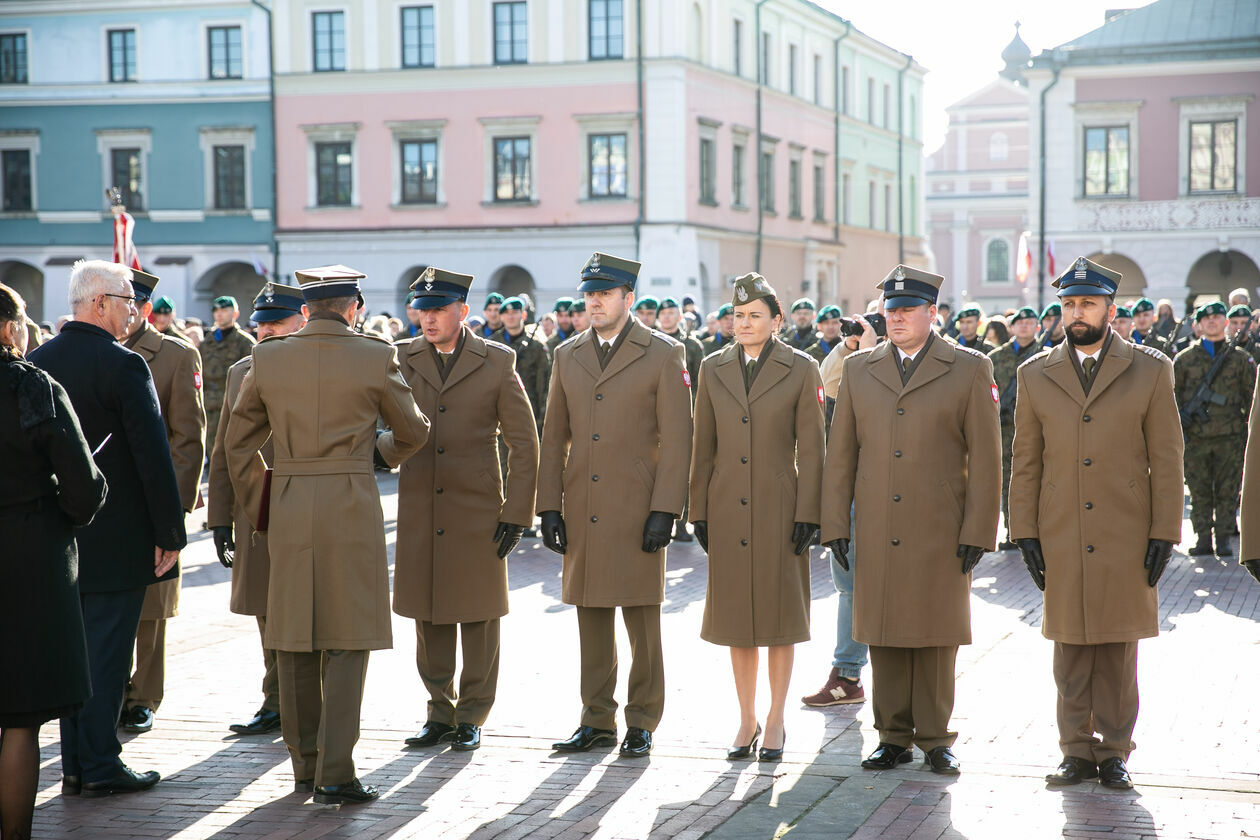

{"left": 1132, "top": 329, "right": 1173, "bottom": 358}
{"left": 1173, "top": 339, "right": 1256, "bottom": 541}
{"left": 490, "top": 327, "right": 550, "bottom": 430}
{"left": 783, "top": 326, "right": 819, "bottom": 353}
{"left": 1237, "top": 334, "right": 1260, "bottom": 367}
{"left": 701, "top": 332, "right": 733, "bottom": 356}
{"left": 805, "top": 335, "right": 842, "bottom": 365}
{"left": 956, "top": 335, "right": 996, "bottom": 355}
{"left": 988, "top": 337, "right": 1041, "bottom": 539}
{"left": 200, "top": 323, "right": 255, "bottom": 452}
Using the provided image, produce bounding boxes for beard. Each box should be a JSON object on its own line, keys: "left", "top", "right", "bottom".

{"left": 1065, "top": 320, "right": 1108, "bottom": 347}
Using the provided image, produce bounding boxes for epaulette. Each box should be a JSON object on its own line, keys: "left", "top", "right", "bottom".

{"left": 357, "top": 330, "right": 393, "bottom": 345}
{"left": 1017, "top": 348, "right": 1052, "bottom": 370}
{"left": 783, "top": 344, "right": 814, "bottom": 362}
{"left": 953, "top": 343, "right": 986, "bottom": 360}
{"left": 484, "top": 340, "right": 513, "bottom": 357}
{"left": 227, "top": 355, "right": 253, "bottom": 373}
{"left": 650, "top": 328, "right": 680, "bottom": 347}
{"left": 848, "top": 346, "right": 878, "bottom": 360}
{"left": 257, "top": 332, "right": 291, "bottom": 344}
{"left": 1134, "top": 343, "right": 1170, "bottom": 363}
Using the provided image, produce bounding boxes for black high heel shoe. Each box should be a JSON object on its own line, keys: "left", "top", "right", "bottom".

{"left": 726, "top": 724, "right": 762, "bottom": 760}
{"left": 758, "top": 729, "right": 786, "bottom": 762}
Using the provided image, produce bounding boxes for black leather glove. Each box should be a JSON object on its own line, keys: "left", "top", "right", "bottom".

{"left": 826, "top": 538, "right": 850, "bottom": 571}
{"left": 372, "top": 429, "right": 390, "bottom": 470}
{"left": 493, "top": 522, "right": 526, "bottom": 559}
{"left": 692, "top": 521, "right": 709, "bottom": 552}
{"left": 212, "top": 526, "right": 235, "bottom": 569}
{"left": 540, "top": 511, "right": 567, "bottom": 555}
{"left": 792, "top": 522, "right": 820, "bottom": 556}
{"left": 1144, "top": 539, "right": 1174, "bottom": 587}
{"left": 642, "top": 511, "right": 675, "bottom": 553}
{"left": 958, "top": 544, "right": 985, "bottom": 574}
{"left": 1016, "top": 538, "right": 1045, "bottom": 590}
{"left": 1244, "top": 559, "right": 1260, "bottom": 585}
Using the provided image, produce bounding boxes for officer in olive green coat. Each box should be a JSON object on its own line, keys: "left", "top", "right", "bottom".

{"left": 489, "top": 297, "right": 550, "bottom": 430}
{"left": 208, "top": 281, "right": 307, "bottom": 736}
{"left": 394, "top": 268, "right": 539, "bottom": 752}
{"left": 987, "top": 306, "right": 1041, "bottom": 548}
{"left": 1173, "top": 301, "right": 1256, "bottom": 557}
{"left": 201, "top": 295, "right": 255, "bottom": 454}
{"left": 119, "top": 270, "right": 206, "bottom": 733}
{"left": 1239, "top": 366, "right": 1260, "bottom": 581}
{"left": 538, "top": 252, "right": 693, "bottom": 759}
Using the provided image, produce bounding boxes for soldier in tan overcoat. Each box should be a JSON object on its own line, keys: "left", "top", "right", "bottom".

{"left": 393, "top": 268, "right": 539, "bottom": 752}
{"left": 119, "top": 270, "right": 206, "bottom": 734}
{"left": 822, "top": 265, "right": 1001, "bottom": 776}
{"left": 1010, "top": 258, "right": 1184, "bottom": 790}
{"left": 1242, "top": 367, "right": 1260, "bottom": 582}
{"left": 538, "top": 252, "right": 692, "bottom": 759}
{"left": 226, "top": 266, "right": 429, "bottom": 805}
{"left": 689, "top": 273, "right": 824, "bottom": 762}
{"left": 208, "top": 281, "right": 307, "bottom": 736}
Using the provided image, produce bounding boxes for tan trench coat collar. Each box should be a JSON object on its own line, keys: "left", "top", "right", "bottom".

{"left": 569, "top": 317, "right": 653, "bottom": 384}
{"left": 711, "top": 339, "right": 795, "bottom": 408}
{"left": 405, "top": 325, "right": 486, "bottom": 392}
{"left": 867, "top": 333, "right": 955, "bottom": 397}
{"left": 125, "top": 320, "right": 165, "bottom": 360}
{"left": 1040, "top": 334, "right": 1133, "bottom": 409}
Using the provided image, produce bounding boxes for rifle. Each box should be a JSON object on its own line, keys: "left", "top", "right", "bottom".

{"left": 1035, "top": 316, "right": 1061, "bottom": 351}
{"left": 1179, "top": 330, "right": 1245, "bottom": 428}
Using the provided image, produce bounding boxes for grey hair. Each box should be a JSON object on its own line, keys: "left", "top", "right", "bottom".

{"left": 69, "top": 260, "right": 132, "bottom": 312}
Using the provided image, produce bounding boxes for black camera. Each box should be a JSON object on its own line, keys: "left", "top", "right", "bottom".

{"left": 838, "top": 313, "right": 886, "bottom": 338}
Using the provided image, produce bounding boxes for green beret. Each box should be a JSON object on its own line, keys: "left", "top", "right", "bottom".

{"left": 657, "top": 297, "right": 679, "bottom": 311}
{"left": 635, "top": 295, "right": 660, "bottom": 311}
{"left": 553, "top": 296, "right": 573, "bottom": 313}
{"left": 1113, "top": 306, "right": 1133, "bottom": 319}
{"left": 1040, "top": 303, "right": 1062, "bottom": 319}
{"left": 1228, "top": 304, "right": 1252, "bottom": 319}
{"left": 501, "top": 296, "right": 525, "bottom": 312}
{"left": 791, "top": 297, "right": 815, "bottom": 312}
{"left": 1132, "top": 298, "right": 1154, "bottom": 314}
{"left": 212, "top": 295, "right": 237, "bottom": 310}
{"left": 955, "top": 305, "right": 982, "bottom": 320}
{"left": 817, "top": 305, "right": 842, "bottom": 322}
{"left": 716, "top": 303, "right": 734, "bottom": 319}
{"left": 151, "top": 296, "right": 175, "bottom": 315}
{"left": 570, "top": 298, "right": 586, "bottom": 313}
{"left": 1011, "top": 306, "right": 1038, "bottom": 323}
{"left": 484, "top": 292, "right": 505, "bottom": 307}
{"left": 1195, "top": 301, "right": 1228, "bottom": 321}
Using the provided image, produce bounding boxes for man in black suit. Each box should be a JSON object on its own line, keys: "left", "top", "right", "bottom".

{"left": 29, "top": 260, "right": 186, "bottom": 797}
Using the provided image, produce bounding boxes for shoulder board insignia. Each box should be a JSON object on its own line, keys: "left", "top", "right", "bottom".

{"left": 1017, "top": 348, "right": 1053, "bottom": 370}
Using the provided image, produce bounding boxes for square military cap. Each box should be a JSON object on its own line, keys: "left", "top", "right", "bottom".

{"left": 409, "top": 266, "right": 474, "bottom": 310}
{"left": 878, "top": 265, "right": 943, "bottom": 310}
{"left": 578, "top": 252, "right": 641, "bottom": 293}
{"left": 732, "top": 272, "right": 777, "bottom": 307}
{"left": 295, "top": 264, "right": 365, "bottom": 301}
{"left": 251, "top": 281, "right": 305, "bottom": 323}
{"left": 1053, "top": 257, "right": 1121, "bottom": 299}
{"left": 130, "top": 268, "right": 160, "bottom": 302}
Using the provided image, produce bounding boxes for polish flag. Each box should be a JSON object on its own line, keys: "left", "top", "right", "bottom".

{"left": 1046, "top": 239, "right": 1056, "bottom": 278}
{"left": 250, "top": 252, "right": 269, "bottom": 278}
{"left": 112, "top": 209, "right": 142, "bottom": 271}
{"left": 1016, "top": 231, "right": 1031, "bottom": 285}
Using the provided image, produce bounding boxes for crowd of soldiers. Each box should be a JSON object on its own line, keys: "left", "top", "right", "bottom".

{"left": 6, "top": 248, "right": 1260, "bottom": 825}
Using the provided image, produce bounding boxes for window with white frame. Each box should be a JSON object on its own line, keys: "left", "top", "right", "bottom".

{"left": 108, "top": 28, "right": 136, "bottom": 82}
{"left": 788, "top": 44, "right": 797, "bottom": 96}
{"left": 731, "top": 133, "right": 747, "bottom": 207}
{"left": 302, "top": 122, "right": 359, "bottom": 208}
{"left": 985, "top": 239, "right": 1010, "bottom": 284}
{"left": 401, "top": 6, "right": 435, "bottom": 68}
{"left": 208, "top": 25, "right": 243, "bottom": 79}
{"left": 1177, "top": 96, "right": 1248, "bottom": 196}
{"left": 199, "top": 126, "right": 254, "bottom": 212}
{"left": 480, "top": 116, "right": 538, "bottom": 204}
{"left": 788, "top": 149, "right": 803, "bottom": 218}
{"left": 96, "top": 129, "right": 150, "bottom": 211}
{"left": 387, "top": 119, "right": 445, "bottom": 206}
{"left": 759, "top": 137, "right": 777, "bottom": 213}
{"left": 494, "top": 2, "right": 527, "bottom": 65}
{"left": 812, "top": 54, "right": 821, "bottom": 106}
{"left": 1073, "top": 100, "right": 1139, "bottom": 200}
{"left": 760, "top": 32, "right": 770, "bottom": 85}
{"left": 589, "top": 0, "right": 623, "bottom": 60}
{"left": 698, "top": 117, "right": 720, "bottom": 206}
{"left": 0, "top": 132, "right": 36, "bottom": 213}
{"left": 732, "top": 19, "right": 742, "bottom": 76}
{"left": 813, "top": 157, "right": 825, "bottom": 221}
{"left": 590, "top": 133, "right": 627, "bottom": 198}
{"left": 312, "top": 11, "right": 346, "bottom": 72}
{"left": 0, "top": 33, "right": 28, "bottom": 84}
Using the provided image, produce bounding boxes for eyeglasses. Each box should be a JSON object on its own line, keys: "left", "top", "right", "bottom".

{"left": 100, "top": 293, "right": 138, "bottom": 304}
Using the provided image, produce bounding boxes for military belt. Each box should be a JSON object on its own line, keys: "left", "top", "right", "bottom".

{"left": 274, "top": 457, "right": 371, "bottom": 476}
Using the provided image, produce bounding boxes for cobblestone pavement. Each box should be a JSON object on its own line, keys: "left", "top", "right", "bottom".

{"left": 30, "top": 475, "right": 1260, "bottom": 839}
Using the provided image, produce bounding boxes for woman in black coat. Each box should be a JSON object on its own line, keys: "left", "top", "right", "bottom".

{"left": 0, "top": 283, "right": 106, "bottom": 839}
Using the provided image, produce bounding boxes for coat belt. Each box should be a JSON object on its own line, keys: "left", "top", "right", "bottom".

{"left": 273, "top": 457, "right": 371, "bottom": 476}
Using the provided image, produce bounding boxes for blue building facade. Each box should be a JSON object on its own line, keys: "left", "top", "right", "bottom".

{"left": 0, "top": 0, "right": 274, "bottom": 321}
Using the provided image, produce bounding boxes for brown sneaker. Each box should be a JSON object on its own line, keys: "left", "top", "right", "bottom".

{"left": 801, "top": 668, "right": 865, "bottom": 706}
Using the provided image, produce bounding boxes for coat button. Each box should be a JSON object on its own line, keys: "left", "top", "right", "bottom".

{"left": 741, "top": 416, "right": 749, "bottom": 423}
{"left": 436, "top": 528, "right": 444, "bottom": 535}
{"left": 438, "top": 405, "right": 446, "bottom": 412}
{"left": 592, "top": 475, "right": 599, "bottom": 481}
{"left": 1086, "top": 544, "right": 1094, "bottom": 552}
{"left": 741, "top": 456, "right": 748, "bottom": 464}
{"left": 1083, "top": 458, "right": 1092, "bottom": 466}
{"left": 1083, "top": 414, "right": 1091, "bottom": 422}
{"left": 894, "top": 450, "right": 902, "bottom": 457}
{"left": 740, "top": 538, "right": 748, "bottom": 546}
{"left": 897, "top": 408, "right": 905, "bottom": 415}
{"left": 592, "top": 434, "right": 599, "bottom": 441}
{"left": 891, "top": 539, "right": 900, "bottom": 546}
{"left": 436, "top": 447, "right": 444, "bottom": 454}
{"left": 590, "top": 516, "right": 598, "bottom": 523}
{"left": 596, "top": 393, "right": 603, "bottom": 400}
{"left": 741, "top": 498, "right": 748, "bottom": 505}
{"left": 1084, "top": 502, "right": 1093, "bottom": 510}
{"left": 893, "top": 494, "right": 901, "bottom": 502}
{"left": 436, "top": 487, "right": 443, "bottom": 494}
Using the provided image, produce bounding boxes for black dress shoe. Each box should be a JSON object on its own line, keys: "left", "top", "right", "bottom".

{"left": 861, "top": 743, "right": 913, "bottom": 770}
{"left": 619, "top": 727, "right": 653, "bottom": 758}
{"left": 81, "top": 766, "right": 160, "bottom": 797}
{"left": 924, "top": 746, "right": 961, "bottom": 775}
{"left": 998, "top": 540, "right": 1017, "bottom": 551}
{"left": 229, "top": 708, "right": 281, "bottom": 735}
{"left": 552, "top": 725, "right": 618, "bottom": 752}
{"left": 451, "top": 723, "right": 481, "bottom": 751}
{"left": 758, "top": 730, "right": 785, "bottom": 763}
{"left": 1045, "top": 756, "right": 1099, "bottom": 786}
{"left": 62, "top": 775, "right": 81, "bottom": 796}
{"left": 404, "top": 721, "right": 456, "bottom": 748}
{"left": 726, "top": 724, "right": 761, "bottom": 760}
{"left": 313, "top": 777, "right": 379, "bottom": 805}
{"left": 120, "top": 706, "right": 154, "bottom": 734}
{"left": 1098, "top": 756, "right": 1133, "bottom": 789}
{"left": 295, "top": 778, "right": 314, "bottom": 793}
{"left": 1188, "top": 534, "right": 1214, "bottom": 556}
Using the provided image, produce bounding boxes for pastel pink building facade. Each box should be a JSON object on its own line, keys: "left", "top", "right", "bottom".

{"left": 271, "top": 0, "right": 926, "bottom": 316}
